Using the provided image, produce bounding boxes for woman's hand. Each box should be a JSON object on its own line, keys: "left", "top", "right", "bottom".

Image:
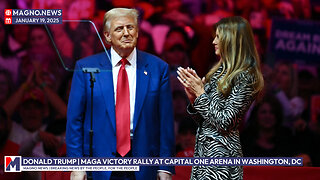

{"left": 177, "top": 67, "right": 205, "bottom": 103}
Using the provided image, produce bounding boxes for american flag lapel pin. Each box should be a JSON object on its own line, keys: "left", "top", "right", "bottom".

{"left": 144, "top": 70, "right": 147, "bottom": 75}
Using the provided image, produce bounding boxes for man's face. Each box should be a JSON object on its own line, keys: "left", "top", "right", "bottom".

{"left": 104, "top": 16, "right": 138, "bottom": 56}
{"left": 20, "top": 100, "right": 44, "bottom": 132}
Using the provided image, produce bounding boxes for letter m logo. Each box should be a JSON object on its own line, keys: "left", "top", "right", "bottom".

{"left": 5, "top": 156, "right": 21, "bottom": 172}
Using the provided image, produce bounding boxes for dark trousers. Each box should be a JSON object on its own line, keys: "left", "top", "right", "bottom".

{"left": 110, "top": 150, "right": 135, "bottom": 180}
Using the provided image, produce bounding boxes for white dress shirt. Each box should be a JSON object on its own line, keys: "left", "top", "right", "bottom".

{"left": 111, "top": 47, "right": 136, "bottom": 136}
{"left": 110, "top": 48, "right": 172, "bottom": 175}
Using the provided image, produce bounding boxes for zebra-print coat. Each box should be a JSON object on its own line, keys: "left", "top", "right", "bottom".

{"left": 188, "top": 66, "right": 256, "bottom": 180}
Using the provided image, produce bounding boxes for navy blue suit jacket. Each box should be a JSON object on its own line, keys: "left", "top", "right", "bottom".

{"left": 66, "top": 50, "right": 175, "bottom": 179}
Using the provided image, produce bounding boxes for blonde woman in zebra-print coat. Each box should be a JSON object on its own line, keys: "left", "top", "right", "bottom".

{"left": 177, "top": 16, "right": 264, "bottom": 180}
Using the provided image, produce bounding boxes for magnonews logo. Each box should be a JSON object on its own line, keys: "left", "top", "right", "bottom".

{"left": 5, "top": 156, "right": 21, "bottom": 172}
{"left": 4, "top": 9, "right": 12, "bottom": 16}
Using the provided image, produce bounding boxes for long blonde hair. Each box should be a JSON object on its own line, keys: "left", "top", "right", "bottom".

{"left": 206, "top": 16, "right": 264, "bottom": 97}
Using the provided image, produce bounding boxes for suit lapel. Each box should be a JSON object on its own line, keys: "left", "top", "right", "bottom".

{"left": 97, "top": 51, "right": 116, "bottom": 133}
{"left": 133, "top": 51, "right": 150, "bottom": 132}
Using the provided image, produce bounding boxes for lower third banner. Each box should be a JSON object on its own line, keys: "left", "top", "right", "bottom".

{"left": 4, "top": 156, "right": 303, "bottom": 172}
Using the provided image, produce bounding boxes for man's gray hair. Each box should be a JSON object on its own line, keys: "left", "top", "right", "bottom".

{"left": 103, "top": 8, "right": 139, "bottom": 32}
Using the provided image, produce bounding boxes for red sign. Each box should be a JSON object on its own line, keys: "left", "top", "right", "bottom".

{"left": 5, "top": 9, "right": 12, "bottom": 16}
{"left": 5, "top": 17, "right": 12, "bottom": 24}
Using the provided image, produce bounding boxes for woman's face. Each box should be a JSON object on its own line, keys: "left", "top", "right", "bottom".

{"left": 212, "top": 29, "right": 221, "bottom": 56}
{"left": 30, "top": 28, "right": 49, "bottom": 48}
{"left": 257, "top": 102, "right": 276, "bottom": 129}
{"left": 163, "top": 31, "right": 187, "bottom": 65}
{"left": 274, "top": 64, "right": 291, "bottom": 92}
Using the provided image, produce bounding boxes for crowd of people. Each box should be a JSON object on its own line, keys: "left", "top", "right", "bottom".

{"left": 1, "top": 0, "right": 320, "bottom": 179}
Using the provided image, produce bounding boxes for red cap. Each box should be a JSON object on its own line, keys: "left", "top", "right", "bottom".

{"left": 22, "top": 88, "right": 46, "bottom": 105}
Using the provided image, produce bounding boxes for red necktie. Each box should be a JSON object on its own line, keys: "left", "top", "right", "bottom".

{"left": 116, "top": 58, "right": 131, "bottom": 157}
